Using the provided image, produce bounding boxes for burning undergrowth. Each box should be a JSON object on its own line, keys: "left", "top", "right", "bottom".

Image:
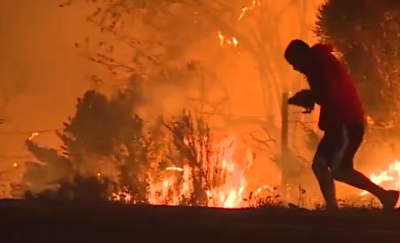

{"left": 17, "top": 83, "right": 253, "bottom": 208}
{"left": 6, "top": 80, "right": 400, "bottom": 209}
{"left": 17, "top": 105, "right": 400, "bottom": 209}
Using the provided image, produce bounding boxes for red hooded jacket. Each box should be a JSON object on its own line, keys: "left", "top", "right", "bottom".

{"left": 304, "top": 43, "right": 365, "bottom": 131}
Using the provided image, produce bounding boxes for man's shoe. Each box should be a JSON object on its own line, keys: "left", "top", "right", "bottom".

{"left": 381, "top": 190, "right": 399, "bottom": 210}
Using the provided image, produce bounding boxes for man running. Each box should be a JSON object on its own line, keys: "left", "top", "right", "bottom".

{"left": 284, "top": 39, "right": 399, "bottom": 210}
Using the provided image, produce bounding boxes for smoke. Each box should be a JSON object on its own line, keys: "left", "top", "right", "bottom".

{"left": 0, "top": 0, "right": 331, "bottom": 198}
{"left": 0, "top": 1, "right": 91, "bottom": 158}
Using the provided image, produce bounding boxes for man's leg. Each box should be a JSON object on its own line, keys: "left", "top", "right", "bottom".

{"left": 330, "top": 125, "right": 399, "bottom": 209}
{"left": 312, "top": 136, "right": 338, "bottom": 209}
{"left": 333, "top": 169, "right": 398, "bottom": 208}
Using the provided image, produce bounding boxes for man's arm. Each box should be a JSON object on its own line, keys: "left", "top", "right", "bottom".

{"left": 305, "top": 67, "right": 331, "bottom": 106}
{"left": 288, "top": 89, "right": 315, "bottom": 113}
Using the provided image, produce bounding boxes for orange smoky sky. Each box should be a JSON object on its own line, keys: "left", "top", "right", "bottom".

{"left": 0, "top": 0, "right": 324, "bottom": 179}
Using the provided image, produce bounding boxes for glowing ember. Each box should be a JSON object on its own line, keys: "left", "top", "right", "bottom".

{"left": 28, "top": 132, "right": 39, "bottom": 141}
{"left": 112, "top": 186, "right": 132, "bottom": 203}
{"left": 239, "top": 0, "right": 261, "bottom": 20}
{"left": 217, "top": 0, "right": 260, "bottom": 49}
{"left": 165, "top": 167, "right": 184, "bottom": 172}
{"left": 218, "top": 31, "right": 238, "bottom": 48}
{"left": 255, "top": 184, "right": 273, "bottom": 195}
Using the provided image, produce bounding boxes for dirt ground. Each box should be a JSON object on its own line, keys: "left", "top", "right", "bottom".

{"left": 1, "top": 200, "right": 400, "bottom": 243}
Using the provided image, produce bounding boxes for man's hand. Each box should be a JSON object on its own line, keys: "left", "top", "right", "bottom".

{"left": 288, "top": 89, "right": 315, "bottom": 113}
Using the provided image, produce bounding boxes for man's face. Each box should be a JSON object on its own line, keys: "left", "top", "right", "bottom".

{"left": 288, "top": 49, "right": 310, "bottom": 74}
{"left": 290, "top": 55, "right": 307, "bottom": 73}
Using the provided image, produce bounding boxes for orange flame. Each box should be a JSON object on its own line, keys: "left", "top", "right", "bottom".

{"left": 112, "top": 137, "right": 249, "bottom": 208}
{"left": 217, "top": 0, "right": 260, "bottom": 49}
{"left": 361, "top": 160, "right": 400, "bottom": 197}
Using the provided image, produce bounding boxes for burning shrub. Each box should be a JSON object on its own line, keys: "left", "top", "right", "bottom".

{"left": 162, "top": 110, "right": 219, "bottom": 206}
{"left": 21, "top": 79, "right": 248, "bottom": 207}
{"left": 141, "top": 110, "right": 247, "bottom": 207}
{"left": 165, "top": 110, "right": 212, "bottom": 205}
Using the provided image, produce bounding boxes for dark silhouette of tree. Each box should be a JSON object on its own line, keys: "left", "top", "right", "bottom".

{"left": 315, "top": 0, "right": 400, "bottom": 126}
{"left": 57, "top": 80, "right": 151, "bottom": 202}
{"left": 22, "top": 79, "right": 154, "bottom": 201}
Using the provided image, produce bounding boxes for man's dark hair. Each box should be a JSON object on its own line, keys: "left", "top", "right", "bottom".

{"left": 284, "top": 39, "right": 310, "bottom": 63}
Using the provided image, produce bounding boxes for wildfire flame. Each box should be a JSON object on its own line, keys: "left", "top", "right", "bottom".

{"left": 361, "top": 160, "right": 400, "bottom": 198}
{"left": 112, "top": 137, "right": 248, "bottom": 208}
{"left": 217, "top": 0, "right": 261, "bottom": 49}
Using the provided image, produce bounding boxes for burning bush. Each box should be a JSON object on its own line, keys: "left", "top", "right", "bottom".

{"left": 155, "top": 110, "right": 247, "bottom": 207}
{"left": 21, "top": 83, "right": 249, "bottom": 207}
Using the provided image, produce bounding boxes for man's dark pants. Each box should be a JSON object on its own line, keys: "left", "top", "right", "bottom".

{"left": 314, "top": 124, "right": 364, "bottom": 172}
